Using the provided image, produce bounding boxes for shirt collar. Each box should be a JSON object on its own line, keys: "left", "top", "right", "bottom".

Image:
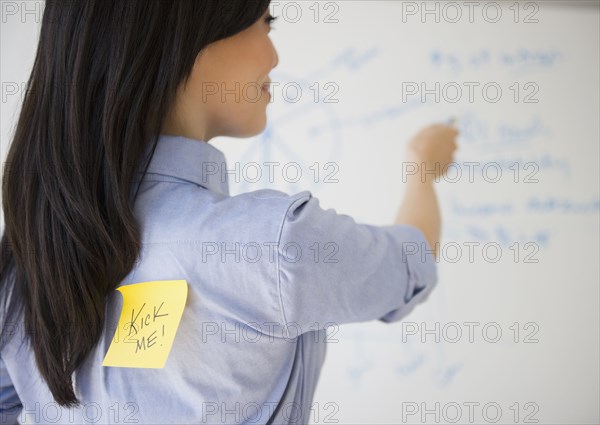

{"left": 134, "top": 134, "right": 229, "bottom": 196}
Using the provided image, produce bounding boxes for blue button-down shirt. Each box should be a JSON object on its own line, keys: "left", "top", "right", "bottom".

{"left": 1, "top": 134, "right": 438, "bottom": 424}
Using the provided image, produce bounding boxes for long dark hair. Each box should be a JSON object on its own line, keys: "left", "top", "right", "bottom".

{"left": 0, "top": 0, "right": 271, "bottom": 407}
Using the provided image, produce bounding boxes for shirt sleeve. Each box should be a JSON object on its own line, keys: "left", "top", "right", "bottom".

{"left": 276, "top": 191, "right": 438, "bottom": 336}
{"left": 0, "top": 356, "right": 21, "bottom": 425}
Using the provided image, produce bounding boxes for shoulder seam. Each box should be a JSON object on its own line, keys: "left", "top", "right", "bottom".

{"left": 274, "top": 191, "right": 312, "bottom": 338}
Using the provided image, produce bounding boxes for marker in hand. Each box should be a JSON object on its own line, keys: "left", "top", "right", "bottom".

{"left": 447, "top": 116, "right": 459, "bottom": 127}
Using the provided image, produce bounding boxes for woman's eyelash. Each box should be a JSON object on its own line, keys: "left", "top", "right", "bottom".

{"left": 266, "top": 15, "right": 278, "bottom": 26}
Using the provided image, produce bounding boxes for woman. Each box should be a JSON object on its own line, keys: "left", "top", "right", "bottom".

{"left": 0, "top": 1, "right": 458, "bottom": 424}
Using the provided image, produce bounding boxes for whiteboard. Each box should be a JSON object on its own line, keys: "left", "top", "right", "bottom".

{"left": 2, "top": 1, "right": 599, "bottom": 424}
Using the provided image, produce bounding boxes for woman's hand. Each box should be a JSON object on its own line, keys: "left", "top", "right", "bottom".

{"left": 405, "top": 124, "right": 459, "bottom": 181}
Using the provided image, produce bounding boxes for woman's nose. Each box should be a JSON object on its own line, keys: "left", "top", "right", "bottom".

{"left": 271, "top": 43, "right": 279, "bottom": 70}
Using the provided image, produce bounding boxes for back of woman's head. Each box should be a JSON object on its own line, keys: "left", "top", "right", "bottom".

{"left": 0, "top": 0, "right": 271, "bottom": 407}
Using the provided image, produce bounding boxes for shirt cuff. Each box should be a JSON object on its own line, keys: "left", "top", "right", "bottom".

{"left": 379, "top": 224, "right": 438, "bottom": 323}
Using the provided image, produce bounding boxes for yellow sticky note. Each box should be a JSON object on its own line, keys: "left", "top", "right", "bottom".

{"left": 102, "top": 279, "right": 188, "bottom": 368}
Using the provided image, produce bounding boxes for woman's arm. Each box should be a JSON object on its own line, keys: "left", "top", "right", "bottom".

{"left": 394, "top": 124, "right": 459, "bottom": 259}
{"left": 395, "top": 175, "right": 440, "bottom": 258}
